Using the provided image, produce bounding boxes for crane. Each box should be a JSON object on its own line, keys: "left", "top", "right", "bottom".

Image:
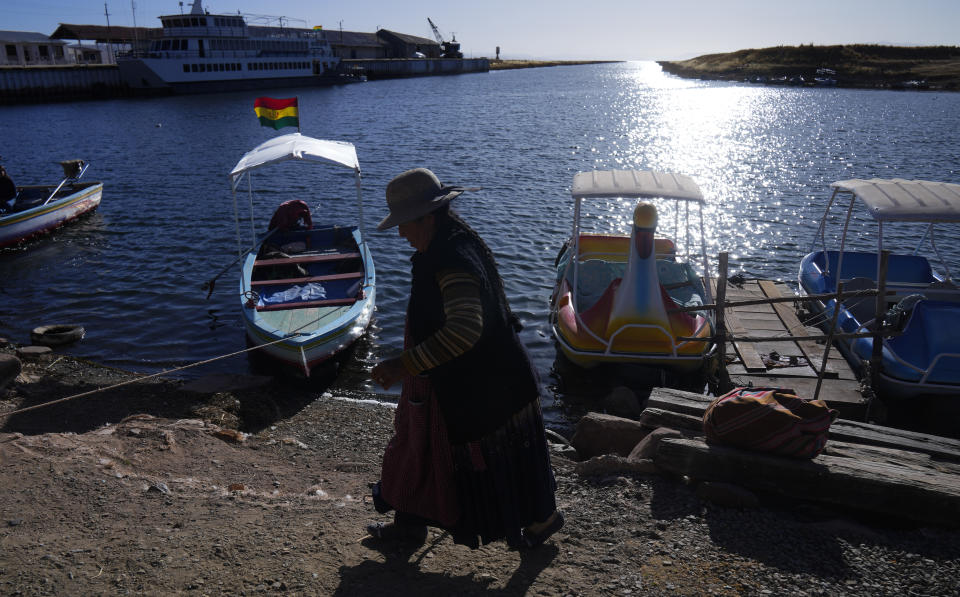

{"left": 426, "top": 17, "right": 462, "bottom": 59}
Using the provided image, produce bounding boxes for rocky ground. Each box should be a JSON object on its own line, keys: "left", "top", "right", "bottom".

{"left": 2, "top": 346, "right": 960, "bottom": 596}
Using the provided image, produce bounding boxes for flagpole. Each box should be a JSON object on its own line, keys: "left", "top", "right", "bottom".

{"left": 297, "top": 96, "right": 301, "bottom": 133}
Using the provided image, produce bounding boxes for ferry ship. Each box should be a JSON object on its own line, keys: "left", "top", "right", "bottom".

{"left": 117, "top": 0, "right": 340, "bottom": 93}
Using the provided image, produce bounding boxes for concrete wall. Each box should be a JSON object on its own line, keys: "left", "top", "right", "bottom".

{"left": 0, "top": 65, "right": 125, "bottom": 103}
{"left": 344, "top": 58, "right": 489, "bottom": 79}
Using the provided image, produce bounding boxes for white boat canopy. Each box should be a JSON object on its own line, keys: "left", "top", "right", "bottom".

{"left": 831, "top": 178, "right": 960, "bottom": 223}
{"left": 572, "top": 170, "right": 704, "bottom": 202}
{"left": 229, "top": 133, "right": 360, "bottom": 191}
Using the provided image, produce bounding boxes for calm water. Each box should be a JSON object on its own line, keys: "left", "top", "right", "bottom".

{"left": 2, "top": 62, "right": 959, "bottom": 425}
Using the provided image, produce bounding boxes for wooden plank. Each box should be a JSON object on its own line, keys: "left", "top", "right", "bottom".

{"left": 709, "top": 279, "right": 766, "bottom": 372}
{"left": 646, "top": 387, "right": 960, "bottom": 461}
{"left": 254, "top": 252, "right": 361, "bottom": 267}
{"left": 655, "top": 437, "right": 960, "bottom": 527}
{"left": 758, "top": 279, "right": 839, "bottom": 378}
{"left": 256, "top": 297, "right": 356, "bottom": 312}
{"left": 250, "top": 271, "right": 363, "bottom": 287}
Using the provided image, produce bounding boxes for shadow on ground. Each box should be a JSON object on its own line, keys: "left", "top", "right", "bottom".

{"left": 334, "top": 538, "right": 559, "bottom": 596}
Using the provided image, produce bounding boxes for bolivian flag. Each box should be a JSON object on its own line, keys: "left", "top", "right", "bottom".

{"left": 254, "top": 96, "right": 299, "bottom": 130}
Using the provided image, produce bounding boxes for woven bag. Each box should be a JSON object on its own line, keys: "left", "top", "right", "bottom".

{"left": 703, "top": 387, "right": 838, "bottom": 459}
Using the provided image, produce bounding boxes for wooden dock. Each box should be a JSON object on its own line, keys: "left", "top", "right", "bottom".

{"left": 712, "top": 277, "right": 868, "bottom": 416}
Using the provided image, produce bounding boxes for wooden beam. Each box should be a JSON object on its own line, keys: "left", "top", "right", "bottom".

{"left": 709, "top": 278, "right": 767, "bottom": 372}
{"left": 254, "top": 252, "right": 361, "bottom": 267}
{"left": 654, "top": 437, "right": 960, "bottom": 527}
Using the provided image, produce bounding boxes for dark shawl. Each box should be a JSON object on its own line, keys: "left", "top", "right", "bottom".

{"left": 407, "top": 217, "right": 539, "bottom": 444}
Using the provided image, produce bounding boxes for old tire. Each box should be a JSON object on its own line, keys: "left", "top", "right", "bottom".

{"left": 30, "top": 324, "right": 85, "bottom": 347}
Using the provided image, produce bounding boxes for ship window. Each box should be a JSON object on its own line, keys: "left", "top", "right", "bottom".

{"left": 199, "top": 18, "right": 207, "bottom": 26}
{"left": 191, "top": 64, "right": 198, "bottom": 72}
{"left": 183, "top": 64, "right": 189, "bottom": 73}
{"left": 161, "top": 40, "right": 171, "bottom": 50}
{"left": 191, "top": 17, "right": 199, "bottom": 26}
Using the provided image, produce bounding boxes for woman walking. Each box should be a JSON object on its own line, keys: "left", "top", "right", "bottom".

{"left": 369, "top": 168, "right": 563, "bottom": 549}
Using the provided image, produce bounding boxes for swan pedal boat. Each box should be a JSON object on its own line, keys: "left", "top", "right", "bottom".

{"left": 799, "top": 178, "right": 960, "bottom": 401}
{"left": 550, "top": 170, "right": 715, "bottom": 370}
{"left": 228, "top": 133, "right": 375, "bottom": 377}
{"left": 0, "top": 160, "right": 103, "bottom": 249}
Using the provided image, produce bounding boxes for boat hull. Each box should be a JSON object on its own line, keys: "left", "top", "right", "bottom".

{"left": 799, "top": 250, "right": 960, "bottom": 400}
{"left": 240, "top": 226, "right": 375, "bottom": 377}
{"left": 0, "top": 182, "right": 103, "bottom": 248}
{"left": 118, "top": 57, "right": 341, "bottom": 94}
{"left": 551, "top": 234, "right": 714, "bottom": 371}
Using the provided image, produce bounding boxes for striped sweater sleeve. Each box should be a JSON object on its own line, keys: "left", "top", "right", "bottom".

{"left": 400, "top": 269, "right": 484, "bottom": 375}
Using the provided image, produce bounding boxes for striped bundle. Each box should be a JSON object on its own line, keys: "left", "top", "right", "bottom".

{"left": 703, "top": 387, "right": 838, "bottom": 459}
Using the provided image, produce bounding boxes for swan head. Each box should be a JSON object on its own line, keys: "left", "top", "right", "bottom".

{"left": 632, "top": 202, "right": 658, "bottom": 259}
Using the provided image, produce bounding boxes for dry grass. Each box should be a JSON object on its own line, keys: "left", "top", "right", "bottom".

{"left": 659, "top": 44, "right": 960, "bottom": 90}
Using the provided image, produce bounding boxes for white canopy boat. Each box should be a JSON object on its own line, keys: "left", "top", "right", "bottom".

{"left": 228, "top": 133, "right": 375, "bottom": 377}
{"left": 549, "top": 170, "right": 715, "bottom": 373}
{"left": 799, "top": 177, "right": 960, "bottom": 403}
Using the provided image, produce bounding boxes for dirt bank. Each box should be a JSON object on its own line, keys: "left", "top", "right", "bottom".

{"left": 2, "top": 348, "right": 959, "bottom": 596}
{"left": 659, "top": 44, "right": 960, "bottom": 90}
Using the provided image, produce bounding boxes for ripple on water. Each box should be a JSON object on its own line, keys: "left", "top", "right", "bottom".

{"left": 1, "top": 62, "right": 959, "bottom": 419}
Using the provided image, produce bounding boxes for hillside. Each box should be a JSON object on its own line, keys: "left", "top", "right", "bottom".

{"left": 659, "top": 45, "right": 960, "bottom": 90}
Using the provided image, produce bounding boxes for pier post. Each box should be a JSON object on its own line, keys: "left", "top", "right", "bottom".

{"left": 715, "top": 252, "right": 728, "bottom": 374}
{"left": 866, "top": 250, "right": 890, "bottom": 421}
{"left": 814, "top": 281, "right": 844, "bottom": 402}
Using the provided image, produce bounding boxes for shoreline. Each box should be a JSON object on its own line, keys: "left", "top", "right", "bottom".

{"left": 489, "top": 59, "right": 622, "bottom": 71}
{"left": 2, "top": 347, "right": 960, "bottom": 594}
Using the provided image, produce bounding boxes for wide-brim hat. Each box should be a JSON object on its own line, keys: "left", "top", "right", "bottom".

{"left": 377, "top": 168, "right": 472, "bottom": 231}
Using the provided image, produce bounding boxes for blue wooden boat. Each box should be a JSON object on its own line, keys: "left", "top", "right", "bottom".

{"left": 228, "top": 134, "right": 375, "bottom": 377}
{"left": 0, "top": 160, "right": 103, "bottom": 249}
{"left": 799, "top": 178, "right": 960, "bottom": 401}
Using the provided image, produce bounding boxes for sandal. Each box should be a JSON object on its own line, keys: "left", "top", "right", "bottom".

{"left": 366, "top": 521, "right": 428, "bottom": 543}
{"left": 521, "top": 511, "right": 565, "bottom": 549}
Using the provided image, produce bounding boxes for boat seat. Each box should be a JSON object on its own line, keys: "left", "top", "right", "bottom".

{"left": 254, "top": 251, "right": 361, "bottom": 268}
{"left": 576, "top": 260, "right": 623, "bottom": 310}
{"left": 250, "top": 271, "right": 363, "bottom": 288}
{"left": 924, "top": 280, "right": 960, "bottom": 303}
{"left": 256, "top": 297, "right": 357, "bottom": 312}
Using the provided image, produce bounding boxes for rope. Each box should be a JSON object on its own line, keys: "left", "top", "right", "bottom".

{"left": 0, "top": 298, "right": 339, "bottom": 418}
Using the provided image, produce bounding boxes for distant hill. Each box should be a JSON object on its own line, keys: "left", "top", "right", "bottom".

{"left": 658, "top": 45, "right": 960, "bottom": 90}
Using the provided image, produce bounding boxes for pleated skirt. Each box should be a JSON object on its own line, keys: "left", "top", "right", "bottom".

{"left": 448, "top": 399, "right": 557, "bottom": 549}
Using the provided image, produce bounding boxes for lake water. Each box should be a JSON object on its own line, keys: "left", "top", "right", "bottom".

{"left": 2, "top": 61, "right": 959, "bottom": 426}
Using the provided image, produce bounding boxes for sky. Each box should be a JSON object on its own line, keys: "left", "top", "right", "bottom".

{"left": 6, "top": 0, "right": 959, "bottom": 61}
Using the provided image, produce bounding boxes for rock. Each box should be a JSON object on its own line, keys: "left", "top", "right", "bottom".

{"left": 572, "top": 412, "right": 649, "bottom": 458}
{"left": 628, "top": 427, "right": 683, "bottom": 461}
{"left": 549, "top": 442, "right": 579, "bottom": 460}
{"left": 0, "top": 353, "right": 22, "bottom": 392}
{"left": 17, "top": 345, "right": 52, "bottom": 359}
{"left": 603, "top": 386, "right": 645, "bottom": 419}
{"left": 213, "top": 429, "right": 247, "bottom": 443}
{"left": 695, "top": 481, "right": 759, "bottom": 509}
{"left": 575, "top": 454, "right": 658, "bottom": 477}
{"left": 147, "top": 482, "right": 170, "bottom": 495}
